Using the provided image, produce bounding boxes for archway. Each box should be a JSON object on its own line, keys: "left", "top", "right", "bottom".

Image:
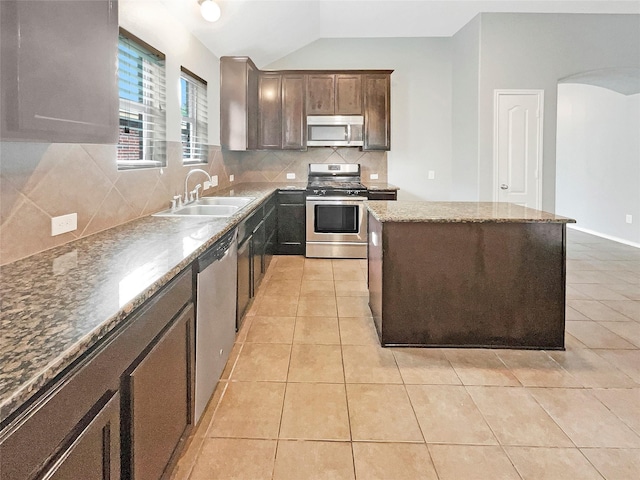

{"left": 555, "top": 68, "right": 640, "bottom": 246}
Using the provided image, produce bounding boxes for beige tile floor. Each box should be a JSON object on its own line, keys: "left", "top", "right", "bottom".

{"left": 172, "top": 229, "right": 639, "bottom": 480}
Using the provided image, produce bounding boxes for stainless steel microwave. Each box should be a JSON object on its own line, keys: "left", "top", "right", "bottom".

{"left": 307, "top": 115, "right": 364, "bottom": 147}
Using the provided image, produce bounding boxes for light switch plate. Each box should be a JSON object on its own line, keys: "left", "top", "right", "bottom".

{"left": 229, "top": 174, "right": 234, "bottom": 182}
{"left": 626, "top": 214, "right": 633, "bottom": 224}
{"left": 370, "top": 173, "right": 379, "bottom": 180}
{"left": 211, "top": 175, "right": 218, "bottom": 187}
{"left": 286, "top": 172, "right": 296, "bottom": 179}
{"left": 428, "top": 170, "right": 435, "bottom": 180}
{"left": 51, "top": 213, "right": 77, "bottom": 236}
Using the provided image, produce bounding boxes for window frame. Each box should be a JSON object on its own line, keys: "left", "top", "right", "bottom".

{"left": 180, "top": 67, "right": 208, "bottom": 165}
{"left": 117, "top": 29, "right": 167, "bottom": 170}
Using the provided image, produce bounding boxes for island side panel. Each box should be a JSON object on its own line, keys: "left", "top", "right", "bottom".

{"left": 380, "top": 221, "right": 566, "bottom": 349}
{"left": 367, "top": 213, "right": 384, "bottom": 340}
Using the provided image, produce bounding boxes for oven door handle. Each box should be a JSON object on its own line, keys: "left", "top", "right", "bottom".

{"left": 306, "top": 196, "right": 365, "bottom": 202}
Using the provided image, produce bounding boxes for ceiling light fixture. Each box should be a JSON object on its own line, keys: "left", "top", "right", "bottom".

{"left": 199, "top": 0, "right": 221, "bottom": 23}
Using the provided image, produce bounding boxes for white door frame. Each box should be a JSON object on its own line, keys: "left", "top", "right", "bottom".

{"left": 493, "top": 89, "right": 544, "bottom": 209}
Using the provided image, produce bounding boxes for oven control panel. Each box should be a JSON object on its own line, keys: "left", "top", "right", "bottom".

{"left": 309, "top": 189, "right": 367, "bottom": 197}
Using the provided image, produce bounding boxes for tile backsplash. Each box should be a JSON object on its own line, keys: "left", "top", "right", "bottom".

{"left": 0, "top": 143, "right": 386, "bottom": 265}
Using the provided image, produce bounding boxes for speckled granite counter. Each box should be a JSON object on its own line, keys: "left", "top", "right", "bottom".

{"left": 0, "top": 183, "right": 304, "bottom": 424}
{"left": 363, "top": 182, "right": 399, "bottom": 192}
{"left": 366, "top": 201, "right": 575, "bottom": 224}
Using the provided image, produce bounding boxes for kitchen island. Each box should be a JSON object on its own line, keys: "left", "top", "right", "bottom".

{"left": 366, "top": 201, "right": 576, "bottom": 349}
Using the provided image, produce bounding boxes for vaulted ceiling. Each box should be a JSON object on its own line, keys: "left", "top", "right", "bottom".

{"left": 160, "top": 0, "right": 640, "bottom": 67}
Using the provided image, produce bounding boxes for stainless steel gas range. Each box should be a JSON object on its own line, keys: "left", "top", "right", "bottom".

{"left": 306, "top": 163, "right": 368, "bottom": 259}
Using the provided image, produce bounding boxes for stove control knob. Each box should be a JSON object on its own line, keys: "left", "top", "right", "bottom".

{"left": 313, "top": 190, "right": 320, "bottom": 195}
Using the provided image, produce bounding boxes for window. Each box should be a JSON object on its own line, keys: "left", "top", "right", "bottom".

{"left": 180, "top": 68, "right": 208, "bottom": 164}
{"left": 117, "top": 29, "right": 166, "bottom": 170}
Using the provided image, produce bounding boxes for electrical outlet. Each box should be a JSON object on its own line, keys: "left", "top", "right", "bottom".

{"left": 428, "top": 170, "right": 435, "bottom": 180}
{"left": 626, "top": 214, "right": 633, "bottom": 224}
{"left": 286, "top": 172, "right": 296, "bottom": 180}
{"left": 51, "top": 213, "right": 77, "bottom": 236}
{"left": 211, "top": 175, "right": 218, "bottom": 187}
{"left": 229, "top": 174, "right": 234, "bottom": 182}
{"left": 370, "top": 173, "right": 379, "bottom": 180}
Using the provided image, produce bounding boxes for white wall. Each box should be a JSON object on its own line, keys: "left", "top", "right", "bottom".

{"left": 119, "top": 0, "right": 221, "bottom": 145}
{"left": 451, "top": 15, "right": 481, "bottom": 201}
{"left": 267, "top": 38, "right": 452, "bottom": 201}
{"left": 556, "top": 84, "right": 640, "bottom": 244}
{"left": 476, "top": 13, "right": 640, "bottom": 211}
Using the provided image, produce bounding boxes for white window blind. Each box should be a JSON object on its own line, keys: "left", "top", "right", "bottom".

{"left": 117, "top": 30, "right": 166, "bottom": 170}
{"left": 180, "top": 68, "right": 208, "bottom": 164}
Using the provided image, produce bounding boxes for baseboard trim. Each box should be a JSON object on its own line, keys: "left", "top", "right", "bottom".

{"left": 568, "top": 225, "right": 640, "bottom": 249}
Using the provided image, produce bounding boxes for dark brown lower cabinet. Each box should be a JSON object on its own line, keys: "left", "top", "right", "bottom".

{"left": 236, "top": 194, "right": 278, "bottom": 329}
{"left": 122, "top": 305, "right": 194, "bottom": 480}
{"left": 367, "top": 190, "right": 397, "bottom": 200}
{"left": 0, "top": 270, "right": 194, "bottom": 480}
{"left": 37, "top": 391, "right": 120, "bottom": 480}
{"left": 237, "top": 235, "right": 252, "bottom": 327}
{"left": 263, "top": 201, "right": 277, "bottom": 272}
{"left": 251, "top": 219, "right": 266, "bottom": 291}
{"left": 277, "top": 191, "right": 305, "bottom": 255}
{"left": 368, "top": 213, "right": 567, "bottom": 349}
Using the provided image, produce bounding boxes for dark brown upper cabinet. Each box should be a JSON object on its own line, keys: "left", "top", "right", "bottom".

{"left": 363, "top": 74, "right": 391, "bottom": 151}
{"left": 281, "top": 74, "right": 306, "bottom": 149}
{"left": 335, "top": 75, "right": 363, "bottom": 115}
{"left": 307, "top": 74, "right": 362, "bottom": 115}
{"left": 220, "top": 56, "right": 392, "bottom": 151}
{"left": 306, "top": 75, "right": 334, "bottom": 114}
{"left": 0, "top": 0, "right": 119, "bottom": 143}
{"left": 258, "top": 73, "right": 282, "bottom": 149}
{"left": 257, "top": 73, "right": 305, "bottom": 150}
{"left": 220, "top": 56, "right": 259, "bottom": 150}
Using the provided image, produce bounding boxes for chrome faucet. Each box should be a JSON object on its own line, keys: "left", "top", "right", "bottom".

{"left": 183, "top": 169, "right": 212, "bottom": 205}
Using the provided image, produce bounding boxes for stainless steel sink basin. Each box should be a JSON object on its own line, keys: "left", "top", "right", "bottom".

{"left": 173, "top": 205, "right": 239, "bottom": 216}
{"left": 153, "top": 197, "right": 255, "bottom": 218}
{"left": 196, "top": 197, "right": 254, "bottom": 207}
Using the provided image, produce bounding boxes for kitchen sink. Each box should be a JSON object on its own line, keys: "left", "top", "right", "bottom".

{"left": 153, "top": 197, "right": 255, "bottom": 218}
{"left": 170, "top": 205, "right": 239, "bottom": 216}
{"left": 195, "top": 197, "right": 254, "bottom": 207}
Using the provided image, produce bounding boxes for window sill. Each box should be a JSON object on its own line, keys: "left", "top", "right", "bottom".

{"left": 182, "top": 159, "right": 208, "bottom": 166}
{"left": 117, "top": 160, "right": 164, "bottom": 171}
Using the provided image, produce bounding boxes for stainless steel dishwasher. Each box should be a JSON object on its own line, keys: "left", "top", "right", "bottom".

{"left": 194, "top": 228, "right": 238, "bottom": 424}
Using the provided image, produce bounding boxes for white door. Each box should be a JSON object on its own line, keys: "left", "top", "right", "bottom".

{"left": 494, "top": 90, "right": 543, "bottom": 208}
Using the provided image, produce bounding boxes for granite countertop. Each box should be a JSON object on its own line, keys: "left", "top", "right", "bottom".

{"left": 0, "top": 183, "right": 301, "bottom": 424}
{"left": 366, "top": 201, "right": 576, "bottom": 223}
{"left": 363, "top": 182, "right": 399, "bottom": 191}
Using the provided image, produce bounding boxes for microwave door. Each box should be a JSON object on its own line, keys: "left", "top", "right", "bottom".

{"left": 313, "top": 126, "right": 347, "bottom": 141}
{"left": 308, "top": 125, "right": 350, "bottom": 146}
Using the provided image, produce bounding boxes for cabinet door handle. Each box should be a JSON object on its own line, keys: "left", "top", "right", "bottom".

{"left": 500, "top": 184, "right": 509, "bottom": 190}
